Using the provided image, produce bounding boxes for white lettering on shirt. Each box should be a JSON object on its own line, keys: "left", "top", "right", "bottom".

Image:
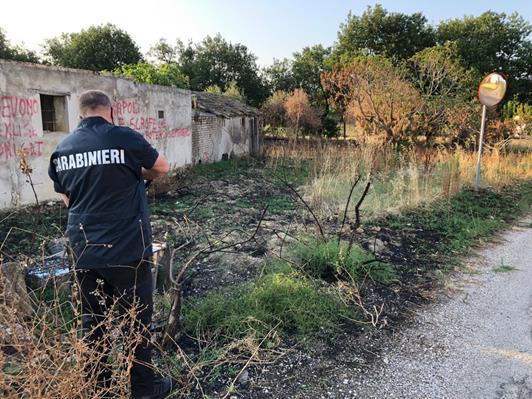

{"left": 55, "top": 149, "right": 127, "bottom": 172}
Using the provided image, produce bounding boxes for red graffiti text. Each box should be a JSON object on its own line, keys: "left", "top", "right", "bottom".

{"left": 0, "top": 96, "right": 39, "bottom": 119}
{"left": 0, "top": 140, "right": 44, "bottom": 161}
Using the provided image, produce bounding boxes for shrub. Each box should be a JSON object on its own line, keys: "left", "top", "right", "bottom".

{"left": 288, "top": 237, "right": 397, "bottom": 284}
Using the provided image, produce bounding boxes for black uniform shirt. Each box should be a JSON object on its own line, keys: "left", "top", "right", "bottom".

{"left": 48, "top": 116, "right": 158, "bottom": 268}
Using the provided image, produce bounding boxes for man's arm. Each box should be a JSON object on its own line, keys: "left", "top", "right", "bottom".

{"left": 61, "top": 194, "right": 69, "bottom": 207}
{"left": 142, "top": 154, "right": 170, "bottom": 180}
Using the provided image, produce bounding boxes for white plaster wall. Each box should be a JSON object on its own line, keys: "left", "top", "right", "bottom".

{"left": 0, "top": 60, "right": 192, "bottom": 208}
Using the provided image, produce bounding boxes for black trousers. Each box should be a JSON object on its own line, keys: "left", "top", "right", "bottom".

{"left": 74, "top": 260, "right": 154, "bottom": 396}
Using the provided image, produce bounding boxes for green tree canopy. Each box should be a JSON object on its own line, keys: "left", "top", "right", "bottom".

{"left": 44, "top": 24, "right": 142, "bottom": 71}
{"left": 178, "top": 34, "right": 267, "bottom": 106}
{"left": 333, "top": 5, "right": 436, "bottom": 63}
{"left": 437, "top": 11, "right": 532, "bottom": 102}
{"left": 263, "top": 58, "right": 296, "bottom": 93}
{"left": 114, "top": 62, "right": 189, "bottom": 89}
{"left": 147, "top": 38, "right": 180, "bottom": 65}
{"left": 0, "top": 28, "right": 39, "bottom": 63}
{"left": 292, "top": 45, "right": 331, "bottom": 105}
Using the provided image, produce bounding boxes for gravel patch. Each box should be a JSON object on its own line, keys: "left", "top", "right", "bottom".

{"left": 342, "top": 218, "right": 532, "bottom": 399}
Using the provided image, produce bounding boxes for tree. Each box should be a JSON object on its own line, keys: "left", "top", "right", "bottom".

{"left": 0, "top": 28, "right": 39, "bottom": 63}
{"left": 284, "top": 89, "right": 321, "bottom": 138}
{"left": 261, "top": 91, "right": 289, "bottom": 132}
{"left": 323, "top": 56, "right": 423, "bottom": 144}
{"left": 114, "top": 62, "right": 189, "bottom": 88}
{"left": 44, "top": 24, "right": 142, "bottom": 71}
{"left": 263, "top": 58, "right": 296, "bottom": 93}
{"left": 333, "top": 5, "right": 435, "bottom": 63}
{"left": 409, "top": 43, "right": 478, "bottom": 145}
{"left": 177, "top": 34, "right": 267, "bottom": 106}
{"left": 437, "top": 11, "right": 532, "bottom": 102}
{"left": 147, "top": 38, "right": 180, "bottom": 65}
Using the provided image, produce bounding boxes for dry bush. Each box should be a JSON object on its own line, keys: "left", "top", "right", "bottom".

{"left": 0, "top": 271, "right": 164, "bottom": 399}
{"left": 322, "top": 57, "right": 423, "bottom": 144}
{"left": 284, "top": 89, "right": 321, "bottom": 138}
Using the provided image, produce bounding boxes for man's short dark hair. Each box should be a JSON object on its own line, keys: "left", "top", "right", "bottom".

{"left": 79, "top": 90, "right": 112, "bottom": 115}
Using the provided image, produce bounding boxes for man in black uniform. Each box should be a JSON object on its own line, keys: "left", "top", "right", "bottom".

{"left": 48, "top": 90, "right": 173, "bottom": 399}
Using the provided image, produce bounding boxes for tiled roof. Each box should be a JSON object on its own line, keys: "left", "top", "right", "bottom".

{"left": 193, "top": 91, "right": 261, "bottom": 117}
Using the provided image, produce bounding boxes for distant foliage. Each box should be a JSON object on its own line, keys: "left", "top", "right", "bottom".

{"left": 333, "top": 5, "right": 435, "bottom": 63}
{"left": 437, "top": 11, "right": 532, "bottom": 102}
{"left": 147, "top": 38, "right": 180, "bottom": 65}
{"left": 44, "top": 24, "right": 142, "bottom": 71}
{"left": 178, "top": 34, "right": 267, "bottom": 106}
{"left": 0, "top": 28, "right": 39, "bottom": 63}
{"left": 114, "top": 62, "right": 189, "bottom": 88}
{"left": 204, "top": 81, "right": 246, "bottom": 102}
{"left": 502, "top": 97, "right": 532, "bottom": 136}
{"left": 223, "top": 80, "right": 246, "bottom": 102}
{"left": 263, "top": 58, "right": 296, "bottom": 94}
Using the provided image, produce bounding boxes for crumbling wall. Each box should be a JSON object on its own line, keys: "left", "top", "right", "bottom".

{"left": 192, "top": 114, "right": 256, "bottom": 163}
{"left": 0, "top": 60, "right": 192, "bottom": 208}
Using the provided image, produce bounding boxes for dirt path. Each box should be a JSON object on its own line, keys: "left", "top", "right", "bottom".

{"left": 342, "top": 217, "right": 532, "bottom": 399}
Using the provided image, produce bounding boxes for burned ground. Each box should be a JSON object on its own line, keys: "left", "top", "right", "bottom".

{"left": 1, "top": 157, "right": 530, "bottom": 398}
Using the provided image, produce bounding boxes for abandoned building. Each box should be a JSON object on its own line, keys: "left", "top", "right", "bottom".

{"left": 0, "top": 59, "right": 262, "bottom": 208}
{"left": 192, "top": 92, "right": 262, "bottom": 164}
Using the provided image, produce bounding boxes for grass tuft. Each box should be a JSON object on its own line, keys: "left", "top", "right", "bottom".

{"left": 287, "top": 237, "right": 397, "bottom": 284}
{"left": 183, "top": 270, "right": 354, "bottom": 342}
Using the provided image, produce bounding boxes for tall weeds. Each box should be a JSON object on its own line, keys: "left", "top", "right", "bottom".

{"left": 266, "top": 139, "right": 532, "bottom": 219}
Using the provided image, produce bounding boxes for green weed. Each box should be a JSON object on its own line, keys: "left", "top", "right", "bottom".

{"left": 183, "top": 270, "right": 354, "bottom": 342}
{"left": 287, "top": 237, "right": 397, "bottom": 284}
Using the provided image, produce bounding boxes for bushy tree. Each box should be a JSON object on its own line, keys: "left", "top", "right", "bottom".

{"left": 437, "top": 11, "right": 532, "bottom": 102}
{"left": 333, "top": 5, "right": 435, "bottom": 63}
{"left": 261, "top": 91, "right": 289, "bottom": 131}
{"left": 284, "top": 89, "right": 321, "bottom": 138}
{"left": 223, "top": 80, "right": 246, "bottom": 102}
{"left": 0, "top": 28, "right": 39, "bottom": 63}
{"left": 114, "top": 62, "right": 188, "bottom": 88}
{"left": 292, "top": 45, "right": 332, "bottom": 105}
{"left": 203, "top": 81, "right": 246, "bottom": 102}
{"left": 44, "top": 24, "right": 142, "bottom": 71}
{"left": 323, "top": 56, "right": 423, "bottom": 144}
{"left": 147, "top": 38, "right": 180, "bottom": 65}
{"left": 409, "top": 43, "right": 478, "bottom": 145}
{"left": 263, "top": 58, "right": 296, "bottom": 93}
{"left": 178, "top": 34, "right": 267, "bottom": 106}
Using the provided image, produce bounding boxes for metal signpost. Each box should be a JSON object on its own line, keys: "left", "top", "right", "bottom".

{"left": 475, "top": 72, "right": 507, "bottom": 191}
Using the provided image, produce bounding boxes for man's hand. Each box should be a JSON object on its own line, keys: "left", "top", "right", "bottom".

{"left": 61, "top": 194, "right": 69, "bottom": 207}
{"left": 142, "top": 154, "right": 170, "bottom": 180}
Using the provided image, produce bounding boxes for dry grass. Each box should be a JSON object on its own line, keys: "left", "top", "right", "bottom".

{"left": 0, "top": 274, "right": 163, "bottom": 399}
{"left": 266, "top": 139, "right": 532, "bottom": 219}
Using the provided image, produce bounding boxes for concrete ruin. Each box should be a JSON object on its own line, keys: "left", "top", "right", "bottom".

{"left": 192, "top": 92, "right": 262, "bottom": 164}
{"left": 0, "top": 60, "right": 262, "bottom": 209}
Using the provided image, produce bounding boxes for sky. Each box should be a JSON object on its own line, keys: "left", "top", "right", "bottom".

{"left": 0, "top": 0, "right": 531, "bottom": 67}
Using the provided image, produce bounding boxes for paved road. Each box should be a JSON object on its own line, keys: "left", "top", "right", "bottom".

{"left": 349, "top": 218, "right": 532, "bottom": 399}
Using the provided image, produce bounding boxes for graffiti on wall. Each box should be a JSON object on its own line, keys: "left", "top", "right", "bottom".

{"left": 112, "top": 98, "right": 190, "bottom": 141}
{"left": 0, "top": 96, "right": 43, "bottom": 161}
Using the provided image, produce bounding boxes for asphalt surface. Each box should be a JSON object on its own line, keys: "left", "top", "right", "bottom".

{"left": 347, "top": 218, "right": 532, "bottom": 399}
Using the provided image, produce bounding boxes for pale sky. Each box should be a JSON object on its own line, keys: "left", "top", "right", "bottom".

{"left": 1, "top": 0, "right": 531, "bottom": 67}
